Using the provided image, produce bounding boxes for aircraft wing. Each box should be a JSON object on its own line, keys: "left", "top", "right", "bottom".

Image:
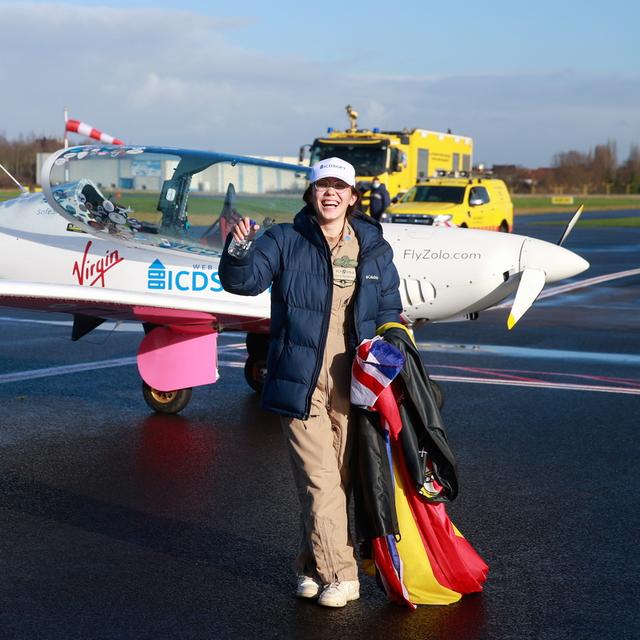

{"left": 0, "top": 279, "right": 273, "bottom": 392}
{"left": 0, "top": 280, "right": 270, "bottom": 332}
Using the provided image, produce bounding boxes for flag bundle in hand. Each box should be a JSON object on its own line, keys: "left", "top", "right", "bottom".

{"left": 351, "top": 336, "right": 488, "bottom": 608}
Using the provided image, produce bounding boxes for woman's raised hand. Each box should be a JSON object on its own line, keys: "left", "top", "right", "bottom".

{"left": 231, "top": 217, "right": 260, "bottom": 244}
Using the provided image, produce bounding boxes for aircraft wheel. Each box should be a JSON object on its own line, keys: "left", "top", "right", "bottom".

{"left": 429, "top": 378, "right": 444, "bottom": 410}
{"left": 246, "top": 332, "right": 269, "bottom": 358}
{"left": 499, "top": 220, "right": 510, "bottom": 232}
{"left": 142, "top": 382, "right": 192, "bottom": 414}
{"left": 244, "top": 356, "right": 267, "bottom": 393}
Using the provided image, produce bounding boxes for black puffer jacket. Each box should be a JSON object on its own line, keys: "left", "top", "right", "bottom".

{"left": 218, "top": 206, "right": 402, "bottom": 419}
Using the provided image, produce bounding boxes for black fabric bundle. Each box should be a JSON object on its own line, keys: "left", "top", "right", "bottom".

{"left": 353, "top": 327, "right": 459, "bottom": 540}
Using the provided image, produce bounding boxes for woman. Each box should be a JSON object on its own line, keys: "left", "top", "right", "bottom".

{"left": 219, "top": 157, "right": 401, "bottom": 608}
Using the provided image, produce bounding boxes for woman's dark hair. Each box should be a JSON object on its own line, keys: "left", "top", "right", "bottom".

{"left": 303, "top": 184, "right": 362, "bottom": 216}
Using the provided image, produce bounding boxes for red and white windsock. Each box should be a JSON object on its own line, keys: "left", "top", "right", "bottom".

{"left": 65, "top": 119, "right": 124, "bottom": 145}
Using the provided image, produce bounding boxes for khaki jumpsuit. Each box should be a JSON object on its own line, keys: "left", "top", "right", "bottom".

{"left": 281, "top": 221, "right": 360, "bottom": 584}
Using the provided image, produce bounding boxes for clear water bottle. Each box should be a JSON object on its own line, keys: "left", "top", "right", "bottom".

{"left": 227, "top": 236, "right": 253, "bottom": 258}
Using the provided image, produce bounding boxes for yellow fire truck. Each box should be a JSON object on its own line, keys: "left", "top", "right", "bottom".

{"left": 302, "top": 106, "right": 474, "bottom": 210}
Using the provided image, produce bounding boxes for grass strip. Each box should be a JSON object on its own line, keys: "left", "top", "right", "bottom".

{"left": 531, "top": 216, "right": 640, "bottom": 228}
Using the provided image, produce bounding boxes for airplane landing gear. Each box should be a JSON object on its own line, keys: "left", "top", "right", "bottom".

{"left": 244, "top": 332, "right": 269, "bottom": 393}
{"left": 244, "top": 358, "right": 267, "bottom": 392}
{"left": 142, "top": 382, "right": 192, "bottom": 414}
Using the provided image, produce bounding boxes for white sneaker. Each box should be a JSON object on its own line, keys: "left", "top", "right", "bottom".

{"left": 296, "top": 575, "right": 321, "bottom": 599}
{"left": 318, "top": 580, "right": 360, "bottom": 608}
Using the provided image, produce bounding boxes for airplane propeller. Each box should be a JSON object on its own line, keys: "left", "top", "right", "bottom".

{"left": 507, "top": 268, "right": 546, "bottom": 330}
{"left": 507, "top": 205, "right": 587, "bottom": 329}
{"left": 557, "top": 204, "right": 584, "bottom": 246}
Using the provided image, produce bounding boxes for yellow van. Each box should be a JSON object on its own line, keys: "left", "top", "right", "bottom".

{"left": 380, "top": 176, "right": 513, "bottom": 232}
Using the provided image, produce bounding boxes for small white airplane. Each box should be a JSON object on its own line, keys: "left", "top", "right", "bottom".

{"left": 0, "top": 145, "right": 588, "bottom": 413}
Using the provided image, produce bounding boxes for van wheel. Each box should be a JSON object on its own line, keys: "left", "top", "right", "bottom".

{"left": 459, "top": 223, "right": 468, "bottom": 228}
{"left": 499, "top": 220, "right": 510, "bottom": 232}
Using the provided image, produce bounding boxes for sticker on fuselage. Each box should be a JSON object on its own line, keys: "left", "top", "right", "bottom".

{"left": 66, "top": 223, "right": 88, "bottom": 233}
{"left": 147, "top": 259, "right": 224, "bottom": 293}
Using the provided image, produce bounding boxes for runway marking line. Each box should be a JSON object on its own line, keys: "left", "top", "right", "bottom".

{"left": 430, "top": 374, "right": 640, "bottom": 395}
{"left": 1, "top": 355, "right": 638, "bottom": 395}
{"left": 415, "top": 341, "right": 640, "bottom": 366}
{"left": 493, "top": 266, "right": 640, "bottom": 309}
{"left": 0, "top": 342, "right": 246, "bottom": 384}
{"left": 1, "top": 320, "right": 638, "bottom": 395}
{"left": 428, "top": 363, "right": 640, "bottom": 388}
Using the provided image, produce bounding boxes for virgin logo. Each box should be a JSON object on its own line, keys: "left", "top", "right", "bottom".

{"left": 72, "top": 240, "right": 124, "bottom": 287}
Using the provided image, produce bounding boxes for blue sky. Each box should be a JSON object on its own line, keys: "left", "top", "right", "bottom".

{"left": 1, "top": 0, "right": 638, "bottom": 166}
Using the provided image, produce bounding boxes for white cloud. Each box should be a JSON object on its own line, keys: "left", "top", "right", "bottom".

{"left": 2, "top": 3, "right": 639, "bottom": 166}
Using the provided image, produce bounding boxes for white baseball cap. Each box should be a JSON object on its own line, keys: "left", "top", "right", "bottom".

{"left": 309, "top": 157, "right": 356, "bottom": 187}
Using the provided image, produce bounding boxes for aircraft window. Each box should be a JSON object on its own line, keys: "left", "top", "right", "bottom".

{"left": 44, "top": 147, "right": 307, "bottom": 256}
{"left": 50, "top": 178, "right": 139, "bottom": 236}
{"left": 185, "top": 164, "right": 305, "bottom": 251}
{"left": 401, "top": 185, "right": 465, "bottom": 204}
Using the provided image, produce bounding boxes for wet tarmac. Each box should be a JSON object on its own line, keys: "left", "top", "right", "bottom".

{"left": 1, "top": 211, "right": 639, "bottom": 639}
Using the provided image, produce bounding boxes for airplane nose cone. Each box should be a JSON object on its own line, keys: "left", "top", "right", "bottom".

{"left": 520, "top": 238, "right": 589, "bottom": 283}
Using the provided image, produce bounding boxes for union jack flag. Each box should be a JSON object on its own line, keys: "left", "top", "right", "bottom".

{"left": 350, "top": 336, "right": 405, "bottom": 409}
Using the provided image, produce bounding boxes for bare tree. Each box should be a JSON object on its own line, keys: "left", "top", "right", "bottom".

{"left": 591, "top": 140, "right": 617, "bottom": 192}
{"left": 551, "top": 149, "right": 590, "bottom": 192}
{"left": 616, "top": 143, "right": 640, "bottom": 194}
{"left": 0, "top": 133, "right": 63, "bottom": 188}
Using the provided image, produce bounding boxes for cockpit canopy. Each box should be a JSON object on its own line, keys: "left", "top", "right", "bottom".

{"left": 42, "top": 145, "right": 310, "bottom": 256}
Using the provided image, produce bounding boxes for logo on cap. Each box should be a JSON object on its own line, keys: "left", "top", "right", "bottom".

{"left": 310, "top": 157, "right": 356, "bottom": 187}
